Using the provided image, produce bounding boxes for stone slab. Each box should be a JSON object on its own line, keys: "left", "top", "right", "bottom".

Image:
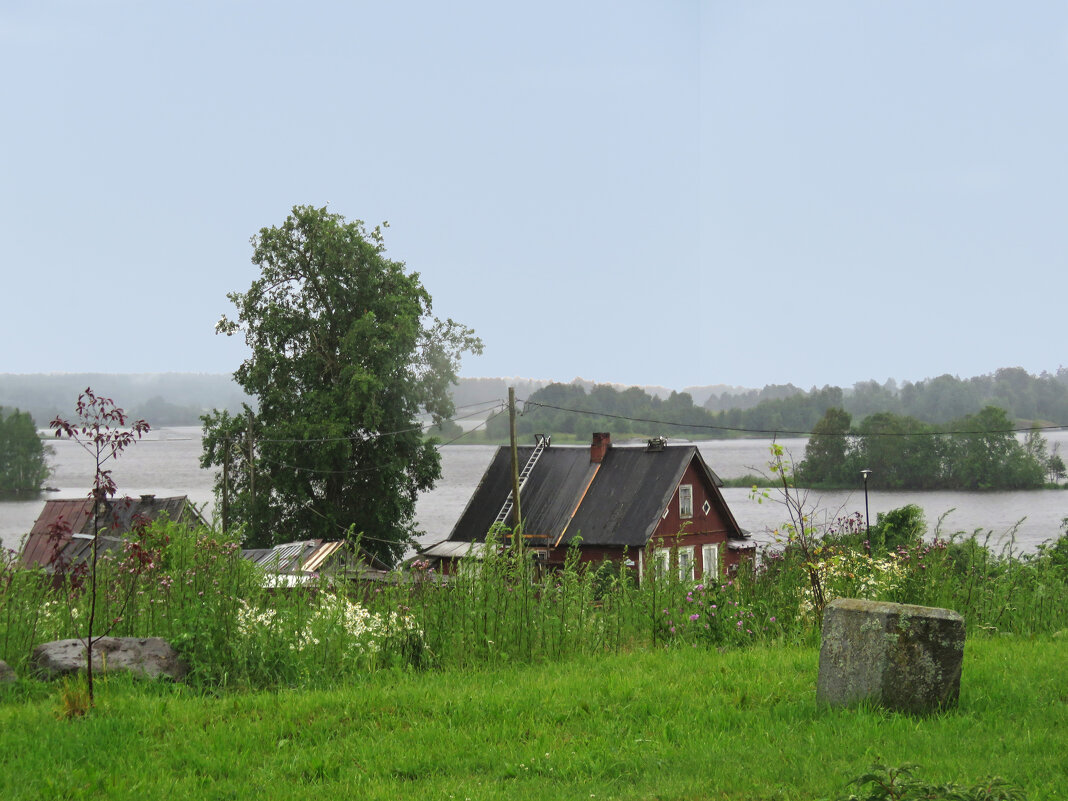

{"left": 817, "top": 598, "right": 965, "bottom": 714}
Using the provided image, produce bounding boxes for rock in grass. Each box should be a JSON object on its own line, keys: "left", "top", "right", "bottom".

{"left": 817, "top": 598, "right": 965, "bottom": 714}
{"left": 0, "top": 660, "right": 16, "bottom": 683}
{"left": 32, "top": 637, "right": 188, "bottom": 682}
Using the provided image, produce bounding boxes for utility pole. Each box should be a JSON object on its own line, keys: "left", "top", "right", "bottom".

{"left": 508, "top": 386, "right": 522, "bottom": 547}
{"left": 247, "top": 410, "right": 255, "bottom": 545}
{"left": 222, "top": 439, "right": 230, "bottom": 534}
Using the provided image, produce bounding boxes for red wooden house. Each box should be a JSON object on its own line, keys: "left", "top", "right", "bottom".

{"left": 420, "top": 433, "right": 754, "bottom": 580}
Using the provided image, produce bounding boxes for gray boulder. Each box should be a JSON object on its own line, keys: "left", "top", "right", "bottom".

{"left": 32, "top": 637, "right": 189, "bottom": 682}
{"left": 0, "top": 660, "right": 16, "bottom": 683}
{"left": 817, "top": 597, "right": 965, "bottom": 714}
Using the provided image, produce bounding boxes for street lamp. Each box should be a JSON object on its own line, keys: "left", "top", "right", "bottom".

{"left": 860, "top": 468, "right": 872, "bottom": 539}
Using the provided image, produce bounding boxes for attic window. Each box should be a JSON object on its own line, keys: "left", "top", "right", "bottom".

{"left": 702, "top": 499, "right": 711, "bottom": 516}
{"left": 679, "top": 485, "right": 693, "bottom": 519}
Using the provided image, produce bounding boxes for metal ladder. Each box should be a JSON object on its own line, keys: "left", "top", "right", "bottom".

{"left": 489, "top": 435, "right": 549, "bottom": 532}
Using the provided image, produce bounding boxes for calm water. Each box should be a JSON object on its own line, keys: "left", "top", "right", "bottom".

{"left": 3, "top": 429, "right": 1066, "bottom": 556}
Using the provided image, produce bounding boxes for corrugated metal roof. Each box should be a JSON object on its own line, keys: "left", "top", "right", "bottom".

{"left": 20, "top": 495, "right": 206, "bottom": 568}
{"left": 420, "top": 540, "right": 489, "bottom": 560}
{"left": 20, "top": 498, "right": 93, "bottom": 566}
{"left": 240, "top": 539, "right": 357, "bottom": 575}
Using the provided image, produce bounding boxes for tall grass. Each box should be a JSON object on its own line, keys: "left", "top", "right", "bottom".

{"left": 2, "top": 513, "right": 1067, "bottom": 689}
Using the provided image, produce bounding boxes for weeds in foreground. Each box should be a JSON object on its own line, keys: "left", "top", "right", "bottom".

{"left": 56, "top": 675, "right": 91, "bottom": 719}
{"left": 2, "top": 511, "right": 1068, "bottom": 689}
{"left": 839, "top": 763, "right": 1024, "bottom": 801}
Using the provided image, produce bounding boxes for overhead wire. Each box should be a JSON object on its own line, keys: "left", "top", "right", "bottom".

{"left": 248, "top": 406, "right": 507, "bottom": 477}
{"left": 518, "top": 399, "right": 1068, "bottom": 439}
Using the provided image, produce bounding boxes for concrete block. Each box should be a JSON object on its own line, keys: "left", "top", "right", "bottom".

{"left": 817, "top": 598, "right": 965, "bottom": 714}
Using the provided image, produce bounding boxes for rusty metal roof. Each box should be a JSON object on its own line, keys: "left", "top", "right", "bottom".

{"left": 20, "top": 498, "right": 93, "bottom": 567}
{"left": 20, "top": 495, "right": 206, "bottom": 568}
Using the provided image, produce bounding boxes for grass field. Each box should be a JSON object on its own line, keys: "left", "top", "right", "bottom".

{"left": 2, "top": 636, "right": 1065, "bottom": 800}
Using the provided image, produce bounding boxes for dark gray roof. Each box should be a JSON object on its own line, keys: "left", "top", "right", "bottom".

{"left": 564, "top": 446, "right": 698, "bottom": 547}
{"left": 447, "top": 445, "right": 596, "bottom": 545}
{"left": 446, "top": 443, "right": 740, "bottom": 549}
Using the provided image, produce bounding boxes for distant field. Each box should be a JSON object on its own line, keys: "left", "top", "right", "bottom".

{"left": 2, "top": 636, "right": 1065, "bottom": 800}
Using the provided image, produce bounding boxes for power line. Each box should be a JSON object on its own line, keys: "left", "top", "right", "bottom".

{"left": 251, "top": 408, "right": 507, "bottom": 478}
{"left": 518, "top": 399, "right": 1068, "bottom": 439}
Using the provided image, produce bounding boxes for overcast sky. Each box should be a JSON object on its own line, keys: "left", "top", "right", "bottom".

{"left": 2, "top": 2, "right": 1065, "bottom": 392}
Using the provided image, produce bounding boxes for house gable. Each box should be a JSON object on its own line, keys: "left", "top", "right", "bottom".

{"left": 652, "top": 455, "right": 739, "bottom": 544}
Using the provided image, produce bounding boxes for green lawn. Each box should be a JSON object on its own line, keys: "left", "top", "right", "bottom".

{"left": 2, "top": 636, "right": 1065, "bottom": 800}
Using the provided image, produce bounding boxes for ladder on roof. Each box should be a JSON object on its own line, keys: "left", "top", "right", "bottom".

{"left": 489, "top": 435, "right": 549, "bottom": 533}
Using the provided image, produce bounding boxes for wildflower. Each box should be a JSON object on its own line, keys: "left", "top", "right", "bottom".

{"left": 689, "top": 613, "right": 699, "bottom": 621}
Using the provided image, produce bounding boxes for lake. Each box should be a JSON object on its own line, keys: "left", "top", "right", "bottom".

{"left": 2, "top": 429, "right": 1065, "bottom": 557}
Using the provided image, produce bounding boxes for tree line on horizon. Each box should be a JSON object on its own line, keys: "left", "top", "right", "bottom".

{"left": 487, "top": 366, "right": 1068, "bottom": 442}
{"left": 3, "top": 366, "right": 1067, "bottom": 435}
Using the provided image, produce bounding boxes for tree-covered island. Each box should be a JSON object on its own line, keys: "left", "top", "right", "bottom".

{"left": 0, "top": 407, "right": 50, "bottom": 495}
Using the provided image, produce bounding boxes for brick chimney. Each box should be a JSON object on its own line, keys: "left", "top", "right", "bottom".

{"left": 590, "top": 432, "right": 611, "bottom": 463}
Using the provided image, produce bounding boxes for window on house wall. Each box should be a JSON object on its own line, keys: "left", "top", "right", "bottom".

{"left": 679, "top": 484, "right": 693, "bottom": 519}
{"left": 702, "top": 543, "right": 720, "bottom": 579}
{"left": 653, "top": 548, "right": 670, "bottom": 580}
{"left": 677, "top": 546, "right": 694, "bottom": 581}
{"left": 654, "top": 546, "right": 694, "bottom": 582}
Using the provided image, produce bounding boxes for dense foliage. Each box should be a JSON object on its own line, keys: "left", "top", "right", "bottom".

{"left": 797, "top": 406, "right": 1060, "bottom": 489}
{"left": 489, "top": 367, "right": 1068, "bottom": 444}
{"left": 202, "top": 206, "right": 481, "bottom": 562}
{"left": 491, "top": 381, "right": 733, "bottom": 439}
{"left": 0, "top": 407, "right": 49, "bottom": 494}
{"left": 708, "top": 366, "right": 1068, "bottom": 430}
{"left": 3, "top": 509, "right": 1067, "bottom": 689}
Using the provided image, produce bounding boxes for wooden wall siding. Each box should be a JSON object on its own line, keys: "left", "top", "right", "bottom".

{"left": 652, "top": 461, "right": 732, "bottom": 540}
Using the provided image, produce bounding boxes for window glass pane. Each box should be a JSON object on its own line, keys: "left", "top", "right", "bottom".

{"left": 679, "top": 485, "right": 693, "bottom": 518}
{"left": 702, "top": 544, "right": 719, "bottom": 578}
{"left": 678, "top": 547, "right": 694, "bottom": 581}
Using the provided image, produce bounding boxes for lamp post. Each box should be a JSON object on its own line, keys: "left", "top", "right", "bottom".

{"left": 860, "top": 468, "right": 872, "bottom": 541}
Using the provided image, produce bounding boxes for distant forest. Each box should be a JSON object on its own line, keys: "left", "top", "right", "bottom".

{"left": 489, "top": 367, "right": 1068, "bottom": 440}
{"left": 2, "top": 367, "right": 1067, "bottom": 436}
{"left": 0, "top": 373, "right": 251, "bottom": 428}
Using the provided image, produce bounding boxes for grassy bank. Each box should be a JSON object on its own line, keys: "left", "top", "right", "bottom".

{"left": 2, "top": 636, "right": 1065, "bottom": 800}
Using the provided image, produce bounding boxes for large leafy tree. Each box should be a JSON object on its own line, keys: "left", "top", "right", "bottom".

{"left": 202, "top": 206, "right": 482, "bottom": 563}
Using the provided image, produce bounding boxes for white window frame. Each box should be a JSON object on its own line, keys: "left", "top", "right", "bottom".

{"left": 653, "top": 548, "right": 670, "bottom": 581}
{"left": 701, "top": 543, "right": 720, "bottom": 579}
{"left": 677, "top": 545, "right": 695, "bottom": 581}
{"left": 654, "top": 546, "right": 694, "bottom": 582}
{"left": 679, "top": 484, "right": 693, "bottom": 519}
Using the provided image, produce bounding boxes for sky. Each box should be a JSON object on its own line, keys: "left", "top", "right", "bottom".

{"left": 2, "top": 2, "right": 1066, "bottom": 393}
